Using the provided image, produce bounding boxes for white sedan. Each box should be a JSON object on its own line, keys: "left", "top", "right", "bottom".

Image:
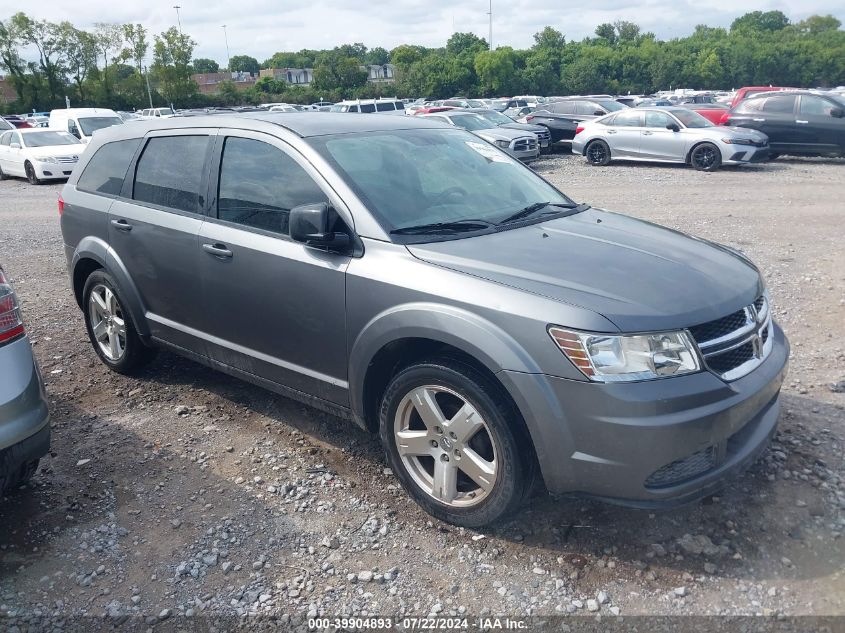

{"left": 0, "top": 129, "right": 86, "bottom": 184}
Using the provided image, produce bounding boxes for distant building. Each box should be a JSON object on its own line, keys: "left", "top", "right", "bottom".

{"left": 191, "top": 71, "right": 257, "bottom": 95}
{"left": 364, "top": 64, "right": 396, "bottom": 83}
{"left": 0, "top": 75, "right": 18, "bottom": 104}
{"left": 259, "top": 68, "right": 313, "bottom": 85}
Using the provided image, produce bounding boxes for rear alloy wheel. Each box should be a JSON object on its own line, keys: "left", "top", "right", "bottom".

{"left": 379, "top": 358, "right": 531, "bottom": 527}
{"left": 690, "top": 142, "right": 722, "bottom": 171}
{"left": 25, "top": 162, "right": 42, "bottom": 185}
{"left": 82, "top": 270, "right": 155, "bottom": 373}
{"left": 586, "top": 140, "right": 611, "bottom": 166}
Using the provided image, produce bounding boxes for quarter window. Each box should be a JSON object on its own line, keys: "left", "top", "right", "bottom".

{"left": 217, "top": 137, "right": 328, "bottom": 236}
{"left": 376, "top": 102, "right": 394, "bottom": 112}
{"left": 133, "top": 135, "right": 210, "bottom": 213}
{"left": 77, "top": 138, "right": 142, "bottom": 196}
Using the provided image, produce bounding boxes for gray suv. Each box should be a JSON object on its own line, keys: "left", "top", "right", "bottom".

{"left": 60, "top": 113, "right": 788, "bottom": 527}
{"left": 0, "top": 265, "right": 50, "bottom": 494}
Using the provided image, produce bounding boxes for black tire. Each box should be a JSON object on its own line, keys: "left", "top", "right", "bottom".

{"left": 585, "top": 139, "right": 611, "bottom": 166}
{"left": 0, "top": 459, "right": 39, "bottom": 494}
{"left": 25, "top": 162, "right": 42, "bottom": 185}
{"left": 0, "top": 164, "right": 7, "bottom": 181}
{"left": 82, "top": 270, "right": 155, "bottom": 374}
{"left": 379, "top": 357, "right": 533, "bottom": 528}
{"left": 767, "top": 152, "right": 780, "bottom": 160}
{"left": 690, "top": 142, "right": 722, "bottom": 171}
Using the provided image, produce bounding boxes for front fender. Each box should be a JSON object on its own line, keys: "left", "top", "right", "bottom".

{"left": 348, "top": 301, "right": 542, "bottom": 423}
{"left": 72, "top": 236, "right": 150, "bottom": 338}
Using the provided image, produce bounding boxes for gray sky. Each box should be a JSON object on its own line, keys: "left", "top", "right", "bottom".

{"left": 4, "top": 0, "right": 845, "bottom": 66}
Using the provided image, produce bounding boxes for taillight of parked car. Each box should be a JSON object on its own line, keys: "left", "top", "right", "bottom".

{"left": 524, "top": 115, "right": 535, "bottom": 122}
{"left": 0, "top": 270, "right": 25, "bottom": 345}
{"left": 719, "top": 112, "right": 731, "bottom": 125}
{"left": 575, "top": 126, "right": 585, "bottom": 136}
{"left": 58, "top": 195, "right": 65, "bottom": 216}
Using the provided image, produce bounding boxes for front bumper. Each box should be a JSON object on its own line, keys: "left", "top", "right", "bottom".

{"left": 722, "top": 145, "right": 770, "bottom": 165}
{"left": 33, "top": 161, "right": 76, "bottom": 180}
{"left": 499, "top": 323, "right": 789, "bottom": 505}
{"left": 509, "top": 148, "right": 541, "bottom": 162}
{"left": 0, "top": 337, "right": 50, "bottom": 478}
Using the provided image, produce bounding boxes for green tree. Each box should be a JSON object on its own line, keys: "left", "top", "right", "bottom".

{"left": 474, "top": 47, "right": 519, "bottom": 95}
{"left": 594, "top": 23, "right": 617, "bottom": 46}
{"left": 11, "top": 13, "right": 66, "bottom": 105}
{"left": 731, "top": 11, "right": 790, "bottom": 34}
{"left": 313, "top": 51, "right": 367, "bottom": 91}
{"left": 446, "top": 32, "right": 488, "bottom": 56}
{"left": 366, "top": 46, "right": 390, "bottom": 65}
{"left": 192, "top": 57, "right": 219, "bottom": 73}
{"left": 62, "top": 25, "right": 98, "bottom": 103}
{"left": 151, "top": 27, "right": 197, "bottom": 105}
{"left": 121, "top": 23, "right": 148, "bottom": 74}
{"left": 228, "top": 54, "right": 259, "bottom": 74}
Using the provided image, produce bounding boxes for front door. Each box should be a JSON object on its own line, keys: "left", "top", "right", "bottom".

{"left": 641, "top": 110, "right": 688, "bottom": 161}
{"left": 108, "top": 130, "right": 216, "bottom": 354}
{"left": 197, "top": 131, "right": 350, "bottom": 405}
{"left": 796, "top": 94, "right": 843, "bottom": 154}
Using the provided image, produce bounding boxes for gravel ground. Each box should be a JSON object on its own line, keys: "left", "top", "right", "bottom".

{"left": 1, "top": 152, "right": 844, "bottom": 628}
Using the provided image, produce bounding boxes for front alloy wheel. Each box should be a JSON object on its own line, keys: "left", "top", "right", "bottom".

{"left": 394, "top": 385, "right": 497, "bottom": 507}
{"left": 379, "top": 358, "right": 532, "bottom": 527}
{"left": 690, "top": 142, "right": 722, "bottom": 171}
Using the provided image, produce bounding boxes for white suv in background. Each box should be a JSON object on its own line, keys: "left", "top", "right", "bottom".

{"left": 329, "top": 99, "right": 406, "bottom": 115}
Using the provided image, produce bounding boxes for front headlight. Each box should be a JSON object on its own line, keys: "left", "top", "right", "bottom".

{"left": 36, "top": 156, "right": 57, "bottom": 163}
{"left": 495, "top": 140, "right": 511, "bottom": 149}
{"left": 721, "top": 138, "right": 757, "bottom": 145}
{"left": 548, "top": 327, "right": 700, "bottom": 382}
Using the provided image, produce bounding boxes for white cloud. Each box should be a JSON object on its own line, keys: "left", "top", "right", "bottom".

{"left": 3, "top": 0, "right": 843, "bottom": 65}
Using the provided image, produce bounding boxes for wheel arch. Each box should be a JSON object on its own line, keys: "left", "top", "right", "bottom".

{"left": 686, "top": 139, "right": 722, "bottom": 165}
{"left": 70, "top": 236, "right": 150, "bottom": 338}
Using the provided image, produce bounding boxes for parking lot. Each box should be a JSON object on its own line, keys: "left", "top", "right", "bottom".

{"left": 1, "top": 153, "right": 844, "bottom": 624}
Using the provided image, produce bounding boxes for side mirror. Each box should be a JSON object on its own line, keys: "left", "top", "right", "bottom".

{"left": 69, "top": 127, "right": 80, "bottom": 139}
{"left": 289, "top": 202, "right": 351, "bottom": 252}
{"left": 831, "top": 108, "right": 844, "bottom": 118}
{"left": 10, "top": 142, "right": 20, "bottom": 149}
{"left": 666, "top": 123, "right": 680, "bottom": 132}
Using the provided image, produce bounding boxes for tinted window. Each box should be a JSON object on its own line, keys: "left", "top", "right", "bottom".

{"left": 217, "top": 137, "right": 328, "bottom": 236}
{"left": 799, "top": 95, "right": 835, "bottom": 116}
{"left": 360, "top": 103, "right": 376, "bottom": 113}
{"left": 736, "top": 98, "right": 765, "bottom": 113}
{"left": 376, "top": 102, "right": 394, "bottom": 112}
{"left": 393, "top": 101, "right": 405, "bottom": 110}
{"left": 645, "top": 111, "right": 675, "bottom": 128}
{"left": 347, "top": 105, "right": 358, "bottom": 112}
{"left": 761, "top": 95, "right": 797, "bottom": 113}
{"left": 610, "top": 110, "right": 643, "bottom": 127}
{"left": 552, "top": 102, "right": 575, "bottom": 114}
{"left": 77, "top": 138, "right": 142, "bottom": 196}
{"left": 133, "top": 135, "right": 210, "bottom": 212}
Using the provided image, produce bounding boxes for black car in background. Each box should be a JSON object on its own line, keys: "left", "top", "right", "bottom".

{"left": 724, "top": 90, "right": 845, "bottom": 158}
{"left": 521, "top": 98, "right": 628, "bottom": 143}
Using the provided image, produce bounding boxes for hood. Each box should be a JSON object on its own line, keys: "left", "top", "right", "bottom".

{"left": 500, "top": 122, "right": 545, "bottom": 134}
{"left": 473, "top": 127, "right": 528, "bottom": 142}
{"left": 407, "top": 208, "right": 762, "bottom": 332}
{"left": 718, "top": 126, "right": 769, "bottom": 141}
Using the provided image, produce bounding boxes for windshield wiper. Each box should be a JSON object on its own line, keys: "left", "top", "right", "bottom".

{"left": 390, "top": 219, "right": 495, "bottom": 235}
{"left": 497, "top": 202, "right": 589, "bottom": 225}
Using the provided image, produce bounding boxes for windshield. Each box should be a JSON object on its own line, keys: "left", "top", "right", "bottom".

{"left": 449, "top": 114, "right": 494, "bottom": 131}
{"left": 596, "top": 100, "right": 626, "bottom": 112}
{"left": 311, "top": 129, "right": 572, "bottom": 241}
{"left": 78, "top": 116, "right": 123, "bottom": 135}
{"left": 477, "top": 111, "right": 512, "bottom": 125}
{"left": 672, "top": 109, "right": 713, "bottom": 128}
{"left": 22, "top": 131, "right": 78, "bottom": 147}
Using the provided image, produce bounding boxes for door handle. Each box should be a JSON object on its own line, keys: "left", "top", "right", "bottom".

{"left": 607, "top": 129, "right": 617, "bottom": 134}
{"left": 202, "top": 243, "right": 233, "bottom": 259}
{"left": 642, "top": 131, "right": 654, "bottom": 135}
{"left": 752, "top": 118, "right": 766, "bottom": 122}
{"left": 110, "top": 219, "right": 132, "bottom": 232}
{"left": 795, "top": 120, "right": 808, "bottom": 124}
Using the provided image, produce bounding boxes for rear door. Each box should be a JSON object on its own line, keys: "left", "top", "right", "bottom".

{"left": 108, "top": 129, "right": 216, "bottom": 354}
{"left": 641, "top": 110, "right": 687, "bottom": 161}
{"left": 604, "top": 109, "right": 643, "bottom": 156}
{"left": 197, "top": 130, "right": 351, "bottom": 405}
{"left": 756, "top": 95, "right": 798, "bottom": 151}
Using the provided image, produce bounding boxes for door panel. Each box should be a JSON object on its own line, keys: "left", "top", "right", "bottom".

{"left": 796, "top": 95, "right": 843, "bottom": 153}
{"left": 198, "top": 131, "right": 351, "bottom": 405}
{"left": 641, "top": 111, "right": 687, "bottom": 161}
{"left": 605, "top": 110, "right": 644, "bottom": 157}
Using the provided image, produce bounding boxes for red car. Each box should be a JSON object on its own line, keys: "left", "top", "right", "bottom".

{"left": 2, "top": 116, "right": 32, "bottom": 129}
{"left": 412, "top": 106, "right": 457, "bottom": 116}
{"left": 681, "top": 103, "right": 730, "bottom": 124}
{"left": 730, "top": 86, "right": 795, "bottom": 109}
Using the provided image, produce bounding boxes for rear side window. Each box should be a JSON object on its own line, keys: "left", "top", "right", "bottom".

{"left": 360, "top": 103, "right": 376, "bottom": 113}
{"left": 133, "top": 135, "right": 210, "bottom": 213}
{"left": 551, "top": 102, "right": 575, "bottom": 114}
{"left": 761, "top": 95, "right": 796, "bottom": 113}
{"left": 610, "top": 110, "right": 643, "bottom": 127}
{"left": 217, "top": 137, "right": 328, "bottom": 236}
{"left": 376, "top": 102, "right": 394, "bottom": 112}
{"left": 348, "top": 105, "right": 359, "bottom": 113}
{"left": 77, "top": 138, "right": 141, "bottom": 196}
{"left": 736, "top": 98, "right": 765, "bottom": 113}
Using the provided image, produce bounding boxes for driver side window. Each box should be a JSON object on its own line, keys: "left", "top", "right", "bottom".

{"left": 799, "top": 95, "right": 834, "bottom": 116}
{"left": 217, "top": 137, "right": 329, "bottom": 236}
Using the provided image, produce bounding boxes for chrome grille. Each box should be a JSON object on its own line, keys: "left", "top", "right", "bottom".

{"left": 56, "top": 156, "right": 79, "bottom": 164}
{"left": 689, "top": 294, "right": 772, "bottom": 381}
{"left": 513, "top": 137, "right": 537, "bottom": 152}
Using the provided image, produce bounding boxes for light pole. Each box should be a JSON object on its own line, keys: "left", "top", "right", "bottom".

{"left": 143, "top": 65, "right": 154, "bottom": 108}
{"left": 173, "top": 5, "right": 183, "bottom": 35}
{"left": 222, "top": 24, "right": 231, "bottom": 72}
{"left": 487, "top": 0, "right": 493, "bottom": 50}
